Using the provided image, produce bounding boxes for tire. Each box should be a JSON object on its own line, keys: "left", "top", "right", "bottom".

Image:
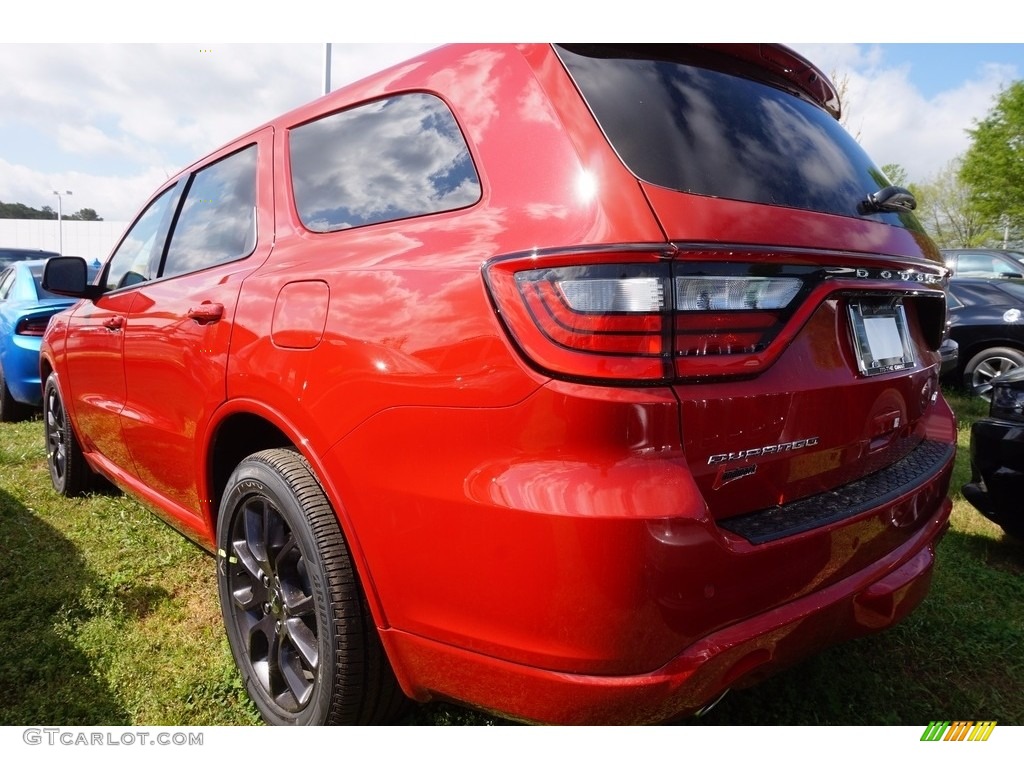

{"left": 963, "top": 346, "right": 1024, "bottom": 399}
{"left": 0, "top": 362, "right": 31, "bottom": 423}
{"left": 216, "top": 448, "right": 407, "bottom": 725}
{"left": 43, "top": 373, "right": 93, "bottom": 496}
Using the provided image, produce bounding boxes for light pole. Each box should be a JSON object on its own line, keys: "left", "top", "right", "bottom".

{"left": 52, "top": 189, "right": 72, "bottom": 255}
{"left": 322, "top": 43, "right": 332, "bottom": 96}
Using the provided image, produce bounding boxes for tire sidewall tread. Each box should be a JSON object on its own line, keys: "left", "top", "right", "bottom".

{"left": 216, "top": 447, "right": 405, "bottom": 725}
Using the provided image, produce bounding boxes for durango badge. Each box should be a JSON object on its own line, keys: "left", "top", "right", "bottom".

{"left": 708, "top": 437, "right": 821, "bottom": 465}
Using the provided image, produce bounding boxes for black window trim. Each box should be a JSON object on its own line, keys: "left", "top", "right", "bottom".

{"left": 99, "top": 142, "right": 260, "bottom": 295}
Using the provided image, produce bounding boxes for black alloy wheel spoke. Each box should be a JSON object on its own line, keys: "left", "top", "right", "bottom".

{"left": 46, "top": 394, "right": 65, "bottom": 478}
{"left": 281, "top": 588, "right": 314, "bottom": 617}
{"left": 247, "top": 613, "right": 279, "bottom": 691}
{"left": 231, "top": 538, "right": 263, "bottom": 585}
{"left": 278, "top": 640, "right": 314, "bottom": 708}
{"left": 284, "top": 617, "right": 319, "bottom": 669}
{"left": 243, "top": 499, "right": 272, "bottom": 569}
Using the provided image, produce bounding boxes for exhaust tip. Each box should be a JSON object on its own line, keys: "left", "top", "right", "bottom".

{"left": 694, "top": 689, "right": 730, "bottom": 717}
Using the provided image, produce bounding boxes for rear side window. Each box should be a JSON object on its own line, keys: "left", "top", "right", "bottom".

{"left": 556, "top": 45, "right": 904, "bottom": 223}
{"left": 956, "top": 252, "right": 1022, "bottom": 277}
{"left": 289, "top": 92, "right": 481, "bottom": 232}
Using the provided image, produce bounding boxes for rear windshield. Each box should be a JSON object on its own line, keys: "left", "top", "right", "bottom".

{"left": 28, "top": 263, "right": 61, "bottom": 299}
{"left": 0, "top": 248, "right": 59, "bottom": 267}
{"left": 555, "top": 45, "right": 909, "bottom": 225}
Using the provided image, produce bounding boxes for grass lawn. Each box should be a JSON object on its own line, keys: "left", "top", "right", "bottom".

{"left": 0, "top": 390, "right": 1020, "bottom": 726}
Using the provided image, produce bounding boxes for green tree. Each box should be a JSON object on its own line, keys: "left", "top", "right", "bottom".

{"left": 881, "top": 163, "right": 909, "bottom": 188}
{"left": 915, "top": 157, "right": 997, "bottom": 248}
{"left": 961, "top": 80, "right": 1024, "bottom": 237}
{"left": 0, "top": 201, "right": 56, "bottom": 219}
{"left": 831, "top": 69, "right": 861, "bottom": 141}
{"left": 0, "top": 201, "right": 103, "bottom": 221}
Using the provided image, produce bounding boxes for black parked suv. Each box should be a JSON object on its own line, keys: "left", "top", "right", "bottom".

{"left": 963, "top": 366, "right": 1024, "bottom": 540}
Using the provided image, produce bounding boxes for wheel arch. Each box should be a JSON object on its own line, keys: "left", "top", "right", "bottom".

{"left": 38, "top": 353, "right": 55, "bottom": 401}
{"left": 203, "top": 401, "right": 390, "bottom": 631}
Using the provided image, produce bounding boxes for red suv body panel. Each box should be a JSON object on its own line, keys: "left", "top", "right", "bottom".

{"left": 40, "top": 43, "right": 954, "bottom": 724}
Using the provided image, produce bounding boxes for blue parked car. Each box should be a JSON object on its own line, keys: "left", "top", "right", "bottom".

{"left": 0, "top": 259, "right": 83, "bottom": 421}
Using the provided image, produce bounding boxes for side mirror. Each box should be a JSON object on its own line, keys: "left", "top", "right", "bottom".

{"left": 43, "top": 256, "right": 102, "bottom": 300}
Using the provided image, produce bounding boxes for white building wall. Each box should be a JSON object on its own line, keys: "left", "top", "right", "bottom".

{"left": 0, "top": 219, "right": 128, "bottom": 263}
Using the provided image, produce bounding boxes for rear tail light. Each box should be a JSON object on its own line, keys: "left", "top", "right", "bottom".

{"left": 15, "top": 316, "right": 51, "bottom": 337}
{"left": 493, "top": 261, "right": 670, "bottom": 380}
{"left": 485, "top": 247, "right": 945, "bottom": 384}
{"left": 674, "top": 276, "right": 803, "bottom": 357}
{"left": 674, "top": 276, "right": 802, "bottom": 311}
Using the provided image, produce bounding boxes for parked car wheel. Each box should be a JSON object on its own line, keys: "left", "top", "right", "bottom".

{"left": 0, "top": 363, "right": 31, "bottom": 423}
{"left": 963, "top": 346, "right": 1024, "bottom": 398}
{"left": 217, "top": 448, "right": 406, "bottom": 725}
{"left": 43, "top": 373, "right": 93, "bottom": 496}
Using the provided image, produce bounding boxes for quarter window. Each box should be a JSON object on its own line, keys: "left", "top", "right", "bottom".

{"left": 289, "top": 92, "right": 481, "bottom": 232}
{"left": 103, "top": 185, "right": 180, "bottom": 292}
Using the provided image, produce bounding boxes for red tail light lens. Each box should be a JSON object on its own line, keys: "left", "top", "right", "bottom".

{"left": 487, "top": 260, "right": 673, "bottom": 381}
{"left": 516, "top": 266, "right": 669, "bottom": 356}
{"left": 15, "top": 316, "right": 50, "bottom": 337}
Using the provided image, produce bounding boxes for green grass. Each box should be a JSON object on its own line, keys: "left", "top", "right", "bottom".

{"left": 0, "top": 390, "right": 1021, "bottom": 726}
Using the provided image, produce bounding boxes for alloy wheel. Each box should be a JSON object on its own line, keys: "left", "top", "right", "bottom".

{"left": 225, "top": 495, "right": 319, "bottom": 712}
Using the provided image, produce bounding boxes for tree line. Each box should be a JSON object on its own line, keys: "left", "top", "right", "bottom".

{"left": 0, "top": 201, "right": 103, "bottom": 221}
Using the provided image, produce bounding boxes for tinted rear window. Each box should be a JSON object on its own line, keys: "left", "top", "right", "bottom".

{"left": 27, "top": 263, "right": 61, "bottom": 299}
{"left": 0, "top": 249, "right": 59, "bottom": 267}
{"left": 556, "top": 45, "right": 906, "bottom": 224}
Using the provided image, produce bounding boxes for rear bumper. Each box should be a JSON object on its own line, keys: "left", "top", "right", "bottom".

{"left": 939, "top": 338, "right": 959, "bottom": 378}
{"left": 4, "top": 334, "right": 43, "bottom": 405}
{"left": 381, "top": 494, "right": 951, "bottom": 724}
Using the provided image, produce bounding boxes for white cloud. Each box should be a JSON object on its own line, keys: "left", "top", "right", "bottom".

{"left": 0, "top": 44, "right": 434, "bottom": 219}
{"left": 0, "top": 155, "right": 174, "bottom": 222}
{"left": 796, "top": 44, "right": 1018, "bottom": 185}
{"left": 1, "top": 42, "right": 1020, "bottom": 223}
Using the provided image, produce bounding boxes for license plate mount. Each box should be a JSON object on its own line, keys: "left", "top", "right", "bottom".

{"left": 847, "top": 299, "right": 915, "bottom": 376}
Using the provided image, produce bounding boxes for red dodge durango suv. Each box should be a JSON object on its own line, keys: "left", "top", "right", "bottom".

{"left": 40, "top": 43, "right": 955, "bottom": 725}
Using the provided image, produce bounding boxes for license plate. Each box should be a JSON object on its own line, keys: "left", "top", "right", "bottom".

{"left": 847, "top": 299, "right": 914, "bottom": 376}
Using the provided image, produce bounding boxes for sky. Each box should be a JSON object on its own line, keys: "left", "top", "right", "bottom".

{"left": 2, "top": 5, "right": 1023, "bottom": 223}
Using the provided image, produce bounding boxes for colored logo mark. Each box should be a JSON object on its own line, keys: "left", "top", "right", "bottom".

{"left": 920, "top": 721, "right": 996, "bottom": 741}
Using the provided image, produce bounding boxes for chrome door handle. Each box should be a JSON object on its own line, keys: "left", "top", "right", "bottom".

{"left": 187, "top": 303, "right": 224, "bottom": 324}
